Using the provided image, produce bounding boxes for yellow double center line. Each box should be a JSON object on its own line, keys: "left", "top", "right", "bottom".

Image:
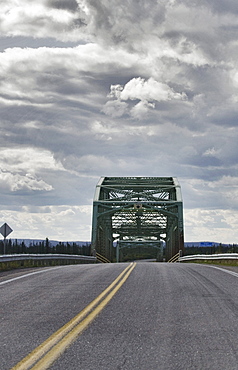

{"left": 11, "top": 262, "right": 136, "bottom": 370}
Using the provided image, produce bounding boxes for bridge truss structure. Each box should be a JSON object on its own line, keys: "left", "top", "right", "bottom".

{"left": 91, "top": 177, "right": 184, "bottom": 262}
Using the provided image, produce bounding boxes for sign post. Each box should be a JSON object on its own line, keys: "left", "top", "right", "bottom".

{"left": 0, "top": 223, "right": 13, "bottom": 254}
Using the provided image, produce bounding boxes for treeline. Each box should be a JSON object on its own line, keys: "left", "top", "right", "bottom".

{"left": 184, "top": 243, "right": 238, "bottom": 255}
{"left": 0, "top": 238, "right": 91, "bottom": 256}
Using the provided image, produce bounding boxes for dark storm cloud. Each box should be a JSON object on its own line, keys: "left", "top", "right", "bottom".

{"left": 47, "top": 0, "right": 79, "bottom": 12}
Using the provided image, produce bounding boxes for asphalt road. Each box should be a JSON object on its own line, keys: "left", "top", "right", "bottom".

{"left": 1, "top": 262, "right": 238, "bottom": 370}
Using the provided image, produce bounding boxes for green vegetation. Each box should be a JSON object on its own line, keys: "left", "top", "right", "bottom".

{"left": 0, "top": 258, "right": 93, "bottom": 272}
{"left": 184, "top": 259, "right": 238, "bottom": 267}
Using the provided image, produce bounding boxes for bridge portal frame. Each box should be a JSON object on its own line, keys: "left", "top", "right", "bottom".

{"left": 91, "top": 176, "right": 184, "bottom": 261}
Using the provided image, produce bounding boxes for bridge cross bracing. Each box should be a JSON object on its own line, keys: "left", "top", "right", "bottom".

{"left": 91, "top": 177, "right": 184, "bottom": 262}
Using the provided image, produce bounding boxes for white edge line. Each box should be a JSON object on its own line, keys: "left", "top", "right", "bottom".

{"left": 0, "top": 266, "right": 68, "bottom": 286}
{"left": 206, "top": 265, "right": 238, "bottom": 278}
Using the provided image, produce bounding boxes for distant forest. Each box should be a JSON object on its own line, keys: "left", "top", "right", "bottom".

{"left": 0, "top": 238, "right": 91, "bottom": 256}
{"left": 0, "top": 239, "right": 237, "bottom": 257}
{"left": 184, "top": 244, "right": 238, "bottom": 255}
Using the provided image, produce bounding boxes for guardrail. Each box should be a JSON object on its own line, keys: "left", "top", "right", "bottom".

{"left": 178, "top": 253, "right": 238, "bottom": 262}
{"left": 0, "top": 254, "right": 97, "bottom": 270}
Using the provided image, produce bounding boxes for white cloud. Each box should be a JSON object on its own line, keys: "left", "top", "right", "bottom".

{"left": 0, "top": 171, "right": 53, "bottom": 192}
{"left": 184, "top": 209, "right": 238, "bottom": 244}
{"left": 0, "top": 44, "right": 140, "bottom": 110}
{"left": 0, "top": 205, "right": 92, "bottom": 241}
{"left": 105, "top": 77, "right": 187, "bottom": 118}
{"left": 102, "top": 100, "right": 128, "bottom": 118}
{"left": 0, "top": 1, "right": 86, "bottom": 42}
{"left": 130, "top": 101, "right": 155, "bottom": 120}
{"left": 110, "top": 77, "right": 187, "bottom": 102}
{"left": 0, "top": 147, "right": 64, "bottom": 173}
{"left": 203, "top": 147, "right": 219, "bottom": 157}
{"left": 182, "top": 176, "right": 238, "bottom": 211}
{"left": 0, "top": 148, "right": 64, "bottom": 192}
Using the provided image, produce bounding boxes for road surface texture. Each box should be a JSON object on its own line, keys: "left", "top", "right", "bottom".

{"left": 1, "top": 262, "right": 238, "bottom": 370}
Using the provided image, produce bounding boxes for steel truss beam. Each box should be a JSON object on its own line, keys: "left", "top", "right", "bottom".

{"left": 91, "top": 177, "right": 184, "bottom": 261}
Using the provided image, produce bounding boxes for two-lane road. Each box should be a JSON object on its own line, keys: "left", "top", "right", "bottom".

{"left": 1, "top": 263, "right": 238, "bottom": 369}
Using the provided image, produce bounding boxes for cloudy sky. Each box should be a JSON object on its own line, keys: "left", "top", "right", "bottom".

{"left": 0, "top": 0, "right": 238, "bottom": 244}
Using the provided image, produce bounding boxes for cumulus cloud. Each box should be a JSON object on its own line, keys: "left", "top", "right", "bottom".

{"left": 109, "top": 77, "right": 187, "bottom": 102}
{"left": 130, "top": 101, "right": 155, "bottom": 119}
{"left": 102, "top": 100, "right": 129, "bottom": 118}
{"left": 104, "top": 77, "right": 187, "bottom": 118}
{"left": 0, "top": 171, "right": 53, "bottom": 192}
{"left": 0, "top": 148, "right": 63, "bottom": 193}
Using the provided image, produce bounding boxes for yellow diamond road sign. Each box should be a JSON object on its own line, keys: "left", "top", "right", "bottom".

{"left": 0, "top": 223, "right": 13, "bottom": 238}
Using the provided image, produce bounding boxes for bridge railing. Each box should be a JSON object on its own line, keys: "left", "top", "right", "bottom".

{"left": 0, "top": 254, "right": 97, "bottom": 270}
{"left": 178, "top": 253, "right": 238, "bottom": 263}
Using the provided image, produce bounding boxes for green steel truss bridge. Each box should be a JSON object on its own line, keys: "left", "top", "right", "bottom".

{"left": 91, "top": 177, "right": 184, "bottom": 262}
